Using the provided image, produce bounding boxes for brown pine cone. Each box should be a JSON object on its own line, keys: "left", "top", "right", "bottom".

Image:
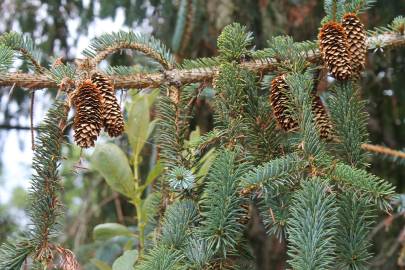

{"left": 342, "top": 13, "right": 366, "bottom": 75}
{"left": 91, "top": 72, "right": 124, "bottom": 137}
{"left": 311, "top": 95, "right": 333, "bottom": 140}
{"left": 269, "top": 75, "right": 298, "bottom": 132}
{"left": 318, "top": 22, "right": 352, "bottom": 80}
{"left": 73, "top": 79, "right": 103, "bottom": 148}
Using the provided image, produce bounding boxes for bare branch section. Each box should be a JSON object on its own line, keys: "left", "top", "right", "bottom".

{"left": 0, "top": 33, "right": 404, "bottom": 91}
{"left": 362, "top": 143, "right": 405, "bottom": 159}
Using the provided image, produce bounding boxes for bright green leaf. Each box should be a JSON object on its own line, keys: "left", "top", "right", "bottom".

{"left": 112, "top": 250, "right": 138, "bottom": 270}
{"left": 126, "top": 91, "right": 159, "bottom": 157}
{"left": 126, "top": 96, "right": 150, "bottom": 158}
{"left": 91, "top": 143, "right": 135, "bottom": 198}
{"left": 91, "top": 258, "right": 112, "bottom": 270}
{"left": 140, "top": 161, "right": 163, "bottom": 191}
{"left": 93, "top": 223, "right": 133, "bottom": 240}
{"left": 145, "top": 89, "right": 159, "bottom": 107}
{"left": 147, "top": 119, "right": 158, "bottom": 139}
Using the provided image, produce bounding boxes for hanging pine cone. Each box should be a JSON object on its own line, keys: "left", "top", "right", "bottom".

{"left": 342, "top": 13, "right": 366, "bottom": 75}
{"left": 269, "top": 75, "right": 298, "bottom": 132}
{"left": 318, "top": 22, "right": 352, "bottom": 80}
{"left": 91, "top": 72, "right": 124, "bottom": 137}
{"left": 312, "top": 95, "right": 333, "bottom": 140}
{"left": 73, "top": 80, "right": 103, "bottom": 148}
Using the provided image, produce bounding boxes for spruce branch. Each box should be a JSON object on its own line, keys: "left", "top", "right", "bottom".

{"left": 362, "top": 143, "right": 405, "bottom": 160}
{"left": 327, "top": 81, "right": 369, "bottom": 167}
{"left": 212, "top": 62, "right": 252, "bottom": 149}
{"left": 217, "top": 23, "right": 253, "bottom": 61}
{"left": 183, "top": 237, "right": 216, "bottom": 269}
{"left": 156, "top": 85, "right": 193, "bottom": 170}
{"left": 0, "top": 44, "right": 14, "bottom": 72}
{"left": 345, "top": 0, "right": 377, "bottom": 15}
{"left": 160, "top": 200, "right": 199, "bottom": 248}
{"left": 287, "top": 178, "right": 338, "bottom": 270}
{"left": 335, "top": 191, "right": 375, "bottom": 270}
{"left": 284, "top": 72, "right": 327, "bottom": 160}
{"left": 0, "top": 238, "right": 35, "bottom": 270}
{"left": 258, "top": 189, "right": 292, "bottom": 240}
{"left": 136, "top": 245, "right": 184, "bottom": 270}
{"left": 200, "top": 150, "right": 249, "bottom": 257}
{"left": 330, "top": 163, "right": 395, "bottom": 211}
{"left": 0, "top": 32, "right": 404, "bottom": 90}
{"left": 240, "top": 153, "right": 305, "bottom": 192}
{"left": 83, "top": 31, "right": 175, "bottom": 69}
{"left": 323, "top": 0, "right": 345, "bottom": 22}
{"left": 0, "top": 99, "right": 69, "bottom": 268}
{"left": 28, "top": 99, "right": 69, "bottom": 263}
{"left": 0, "top": 32, "right": 45, "bottom": 74}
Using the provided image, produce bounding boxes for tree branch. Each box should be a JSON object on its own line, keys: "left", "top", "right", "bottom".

{"left": 362, "top": 143, "right": 405, "bottom": 159}
{"left": 0, "top": 33, "right": 403, "bottom": 90}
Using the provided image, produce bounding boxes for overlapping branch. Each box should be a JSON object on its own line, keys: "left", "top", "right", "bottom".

{"left": 0, "top": 33, "right": 404, "bottom": 90}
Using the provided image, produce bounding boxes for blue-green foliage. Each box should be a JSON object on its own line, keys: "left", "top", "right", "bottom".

{"left": 0, "top": 32, "right": 43, "bottom": 72}
{"left": 240, "top": 153, "right": 304, "bottom": 190}
{"left": 327, "top": 82, "right": 370, "bottom": 167}
{"left": 0, "top": 44, "right": 14, "bottom": 72}
{"left": 287, "top": 178, "right": 338, "bottom": 270}
{"left": 136, "top": 245, "right": 184, "bottom": 270}
{"left": 335, "top": 191, "right": 375, "bottom": 270}
{"left": 217, "top": 23, "right": 253, "bottom": 61}
{"left": 331, "top": 163, "right": 395, "bottom": 211}
{"left": 285, "top": 72, "right": 327, "bottom": 160}
{"left": 200, "top": 150, "right": 249, "bottom": 257}
{"left": 183, "top": 237, "right": 215, "bottom": 270}
{"left": 83, "top": 30, "right": 174, "bottom": 68}
{"left": 0, "top": 99, "right": 68, "bottom": 268}
{"left": 161, "top": 200, "right": 199, "bottom": 248}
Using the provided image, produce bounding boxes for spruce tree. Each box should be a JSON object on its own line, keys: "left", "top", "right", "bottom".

{"left": 0, "top": 0, "right": 405, "bottom": 269}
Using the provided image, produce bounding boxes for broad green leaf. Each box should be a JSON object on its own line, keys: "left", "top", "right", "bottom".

{"left": 126, "top": 96, "right": 150, "bottom": 157}
{"left": 126, "top": 91, "right": 159, "bottom": 157}
{"left": 112, "top": 250, "right": 138, "bottom": 270}
{"left": 91, "top": 259, "right": 112, "bottom": 270}
{"left": 93, "top": 223, "right": 133, "bottom": 240}
{"left": 91, "top": 143, "right": 135, "bottom": 197}
{"left": 140, "top": 161, "right": 163, "bottom": 191}
{"left": 145, "top": 89, "right": 159, "bottom": 107}
{"left": 147, "top": 119, "right": 158, "bottom": 139}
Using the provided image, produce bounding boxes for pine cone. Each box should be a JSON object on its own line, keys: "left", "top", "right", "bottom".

{"left": 342, "top": 13, "right": 366, "bottom": 75}
{"left": 91, "top": 72, "right": 124, "bottom": 137}
{"left": 319, "top": 22, "right": 352, "bottom": 81}
{"left": 269, "top": 75, "right": 298, "bottom": 132}
{"left": 312, "top": 95, "right": 333, "bottom": 140}
{"left": 73, "top": 80, "right": 103, "bottom": 148}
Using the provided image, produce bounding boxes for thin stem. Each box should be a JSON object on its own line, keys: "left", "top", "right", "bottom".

{"left": 132, "top": 154, "right": 145, "bottom": 256}
{"left": 30, "top": 90, "right": 35, "bottom": 150}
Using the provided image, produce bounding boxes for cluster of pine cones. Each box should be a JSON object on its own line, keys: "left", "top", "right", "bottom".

{"left": 269, "top": 13, "right": 367, "bottom": 138}
{"left": 319, "top": 13, "right": 366, "bottom": 80}
{"left": 70, "top": 73, "right": 124, "bottom": 148}
{"left": 269, "top": 74, "right": 333, "bottom": 140}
